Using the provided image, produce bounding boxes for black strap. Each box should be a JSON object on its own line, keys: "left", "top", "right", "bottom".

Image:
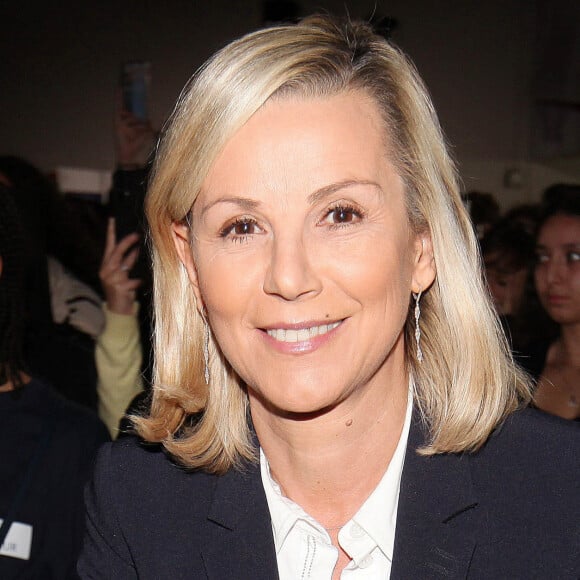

{"left": 0, "top": 411, "right": 57, "bottom": 550}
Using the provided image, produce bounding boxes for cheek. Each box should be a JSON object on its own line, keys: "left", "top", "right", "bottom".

{"left": 196, "top": 250, "right": 260, "bottom": 324}
{"left": 511, "top": 273, "right": 527, "bottom": 297}
{"left": 340, "top": 240, "right": 413, "bottom": 315}
{"left": 571, "top": 267, "right": 580, "bottom": 294}
{"left": 534, "top": 268, "right": 545, "bottom": 292}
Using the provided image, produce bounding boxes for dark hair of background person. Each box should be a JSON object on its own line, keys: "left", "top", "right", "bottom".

{"left": 0, "top": 184, "right": 28, "bottom": 389}
{"left": 462, "top": 190, "right": 501, "bottom": 240}
{"left": 502, "top": 203, "right": 541, "bottom": 236}
{"left": 0, "top": 155, "right": 103, "bottom": 407}
{"left": 537, "top": 183, "right": 580, "bottom": 233}
{"left": 0, "top": 155, "right": 103, "bottom": 300}
{"left": 541, "top": 183, "right": 580, "bottom": 208}
{"left": 481, "top": 216, "right": 554, "bottom": 358}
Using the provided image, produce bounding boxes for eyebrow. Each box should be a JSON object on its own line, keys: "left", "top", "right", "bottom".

{"left": 307, "top": 179, "right": 383, "bottom": 205}
{"left": 199, "top": 196, "right": 260, "bottom": 218}
{"left": 199, "top": 179, "right": 383, "bottom": 217}
{"left": 535, "top": 243, "right": 580, "bottom": 252}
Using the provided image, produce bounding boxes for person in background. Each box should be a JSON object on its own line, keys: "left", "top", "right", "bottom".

{"left": 533, "top": 190, "right": 580, "bottom": 420}
{"left": 106, "top": 98, "right": 156, "bottom": 386}
{"left": 96, "top": 219, "right": 144, "bottom": 437}
{"left": 79, "top": 15, "right": 578, "bottom": 578}
{"left": 92, "top": 101, "right": 156, "bottom": 437}
{"left": 502, "top": 203, "right": 540, "bottom": 236}
{"left": 461, "top": 190, "right": 501, "bottom": 241}
{"left": 481, "top": 216, "right": 549, "bottom": 361}
{"left": 482, "top": 221, "right": 533, "bottom": 320}
{"left": 0, "top": 155, "right": 103, "bottom": 409}
{"left": 0, "top": 184, "right": 109, "bottom": 578}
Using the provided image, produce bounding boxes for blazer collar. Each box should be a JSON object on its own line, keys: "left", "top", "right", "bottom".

{"left": 391, "top": 413, "right": 479, "bottom": 579}
{"left": 201, "top": 458, "right": 279, "bottom": 580}
{"left": 200, "top": 412, "right": 480, "bottom": 580}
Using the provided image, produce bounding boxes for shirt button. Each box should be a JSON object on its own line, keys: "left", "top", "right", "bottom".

{"left": 359, "top": 555, "right": 373, "bottom": 569}
{"left": 350, "top": 523, "right": 365, "bottom": 538}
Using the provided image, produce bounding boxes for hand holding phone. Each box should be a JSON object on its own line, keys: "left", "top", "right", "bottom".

{"left": 99, "top": 219, "right": 142, "bottom": 314}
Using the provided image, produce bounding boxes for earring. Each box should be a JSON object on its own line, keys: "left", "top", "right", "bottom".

{"left": 203, "top": 320, "right": 210, "bottom": 385}
{"left": 413, "top": 290, "right": 423, "bottom": 363}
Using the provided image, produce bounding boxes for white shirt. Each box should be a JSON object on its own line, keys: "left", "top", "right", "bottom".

{"left": 260, "top": 389, "right": 413, "bottom": 580}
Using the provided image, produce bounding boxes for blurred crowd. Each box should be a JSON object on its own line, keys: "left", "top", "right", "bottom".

{"left": 0, "top": 108, "right": 153, "bottom": 576}
{"left": 1, "top": 101, "right": 579, "bottom": 575}
{"left": 465, "top": 185, "right": 580, "bottom": 421}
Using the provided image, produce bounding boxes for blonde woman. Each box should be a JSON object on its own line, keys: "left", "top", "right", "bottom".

{"left": 79, "top": 16, "right": 579, "bottom": 579}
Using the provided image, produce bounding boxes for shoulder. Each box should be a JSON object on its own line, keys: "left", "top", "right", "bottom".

{"left": 92, "top": 435, "right": 217, "bottom": 516}
{"left": 469, "top": 406, "right": 579, "bottom": 527}
{"left": 28, "top": 378, "right": 109, "bottom": 445}
{"left": 84, "top": 435, "right": 223, "bottom": 563}
{"left": 465, "top": 407, "right": 579, "bottom": 575}
{"left": 477, "top": 405, "right": 579, "bottom": 466}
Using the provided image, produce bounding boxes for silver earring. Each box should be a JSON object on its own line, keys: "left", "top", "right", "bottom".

{"left": 203, "top": 321, "right": 210, "bottom": 385}
{"left": 413, "top": 290, "right": 423, "bottom": 363}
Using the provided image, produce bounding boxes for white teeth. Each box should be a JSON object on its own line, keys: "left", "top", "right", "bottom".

{"left": 297, "top": 328, "right": 309, "bottom": 342}
{"left": 267, "top": 321, "right": 340, "bottom": 342}
{"left": 286, "top": 329, "right": 298, "bottom": 342}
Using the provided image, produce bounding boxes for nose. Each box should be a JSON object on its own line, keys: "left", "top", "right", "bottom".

{"left": 546, "top": 256, "right": 566, "bottom": 285}
{"left": 263, "top": 234, "right": 322, "bottom": 301}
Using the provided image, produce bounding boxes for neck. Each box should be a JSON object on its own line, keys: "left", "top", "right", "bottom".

{"left": 251, "top": 356, "right": 409, "bottom": 529}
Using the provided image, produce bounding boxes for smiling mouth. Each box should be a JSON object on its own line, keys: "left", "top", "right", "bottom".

{"left": 266, "top": 321, "right": 342, "bottom": 343}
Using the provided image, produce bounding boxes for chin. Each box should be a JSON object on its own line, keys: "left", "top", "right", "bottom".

{"left": 248, "top": 379, "right": 347, "bottom": 418}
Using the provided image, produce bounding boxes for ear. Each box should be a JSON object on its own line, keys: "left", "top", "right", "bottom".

{"left": 171, "top": 221, "right": 205, "bottom": 311}
{"left": 411, "top": 230, "right": 436, "bottom": 294}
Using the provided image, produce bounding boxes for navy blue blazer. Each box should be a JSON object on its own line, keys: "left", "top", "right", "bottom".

{"left": 78, "top": 407, "right": 579, "bottom": 579}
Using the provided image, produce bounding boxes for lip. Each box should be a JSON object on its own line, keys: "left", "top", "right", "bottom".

{"left": 258, "top": 318, "right": 345, "bottom": 354}
{"left": 547, "top": 294, "right": 569, "bottom": 305}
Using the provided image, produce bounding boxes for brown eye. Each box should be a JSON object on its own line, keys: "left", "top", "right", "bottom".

{"left": 332, "top": 207, "right": 355, "bottom": 223}
{"left": 324, "top": 205, "right": 363, "bottom": 226}
{"left": 233, "top": 221, "right": 256, "bottom": 235}
{"left": 220, "top": 217, "right": 262, "bottom": 240}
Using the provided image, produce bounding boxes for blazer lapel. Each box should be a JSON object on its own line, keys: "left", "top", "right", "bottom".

{"left": 391, "top": 415, "right": 479, "bottom": 579}
{"left": 200, "top": 460, "right": 279, "bottom": 580}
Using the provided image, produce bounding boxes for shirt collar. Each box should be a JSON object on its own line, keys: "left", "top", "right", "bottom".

{"left": 350, "top": 386, "right": 413, "bottom": 561}
{"left": 260, "top": 385, "right": 413, "bottom": 558}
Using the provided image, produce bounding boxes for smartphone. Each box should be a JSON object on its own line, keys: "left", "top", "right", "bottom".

{"left": 121, "top": 61, "right": 151, "bottom": 121}
{"left": 110, "top": 187, "right": 142, "bottom": 242}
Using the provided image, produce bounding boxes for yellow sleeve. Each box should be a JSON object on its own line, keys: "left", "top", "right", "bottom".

{"left": 96, "top": 303, "right": 144, "bottom": 438}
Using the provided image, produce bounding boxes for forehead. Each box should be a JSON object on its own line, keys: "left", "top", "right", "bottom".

{"left": 538, "top": 214, "right": 580, "bottom": 245}
{"left": 200, "top": 90, "right": 403, "bottom": 204}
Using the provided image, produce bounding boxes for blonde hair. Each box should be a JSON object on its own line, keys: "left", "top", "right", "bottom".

{"left": 135, "top": 15, "right": 531, "bottom": 473}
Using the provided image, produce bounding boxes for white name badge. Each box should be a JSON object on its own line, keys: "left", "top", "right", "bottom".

{"left": 0, "top": 519, "right": 33, "bottom": 560}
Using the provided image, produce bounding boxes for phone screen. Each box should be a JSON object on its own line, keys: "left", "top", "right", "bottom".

{"left": 121, "top": 61, "right": 151, "bottom": 121}
{"left": 110, "top": 188, "right": 141, "bottom": 242}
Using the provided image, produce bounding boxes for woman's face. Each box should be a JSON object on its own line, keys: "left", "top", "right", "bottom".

{"left": 174, "top": 91, "right": 435, "bottom": 416}
{"left": 484, "top": 254, "right": 528, "bottom": 316}
{"left": 534, "top": 213, "right": 580, "bottom": 325}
